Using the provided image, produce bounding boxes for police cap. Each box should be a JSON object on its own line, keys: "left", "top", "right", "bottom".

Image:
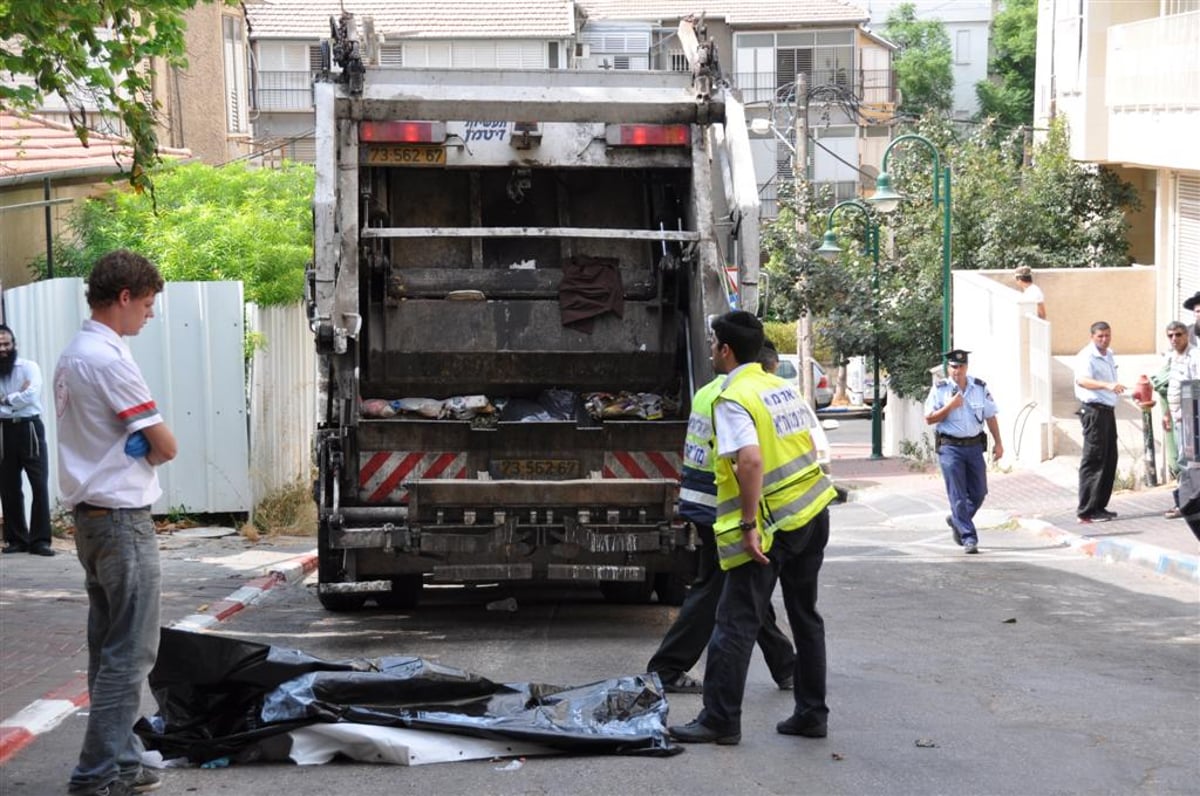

{"left": 944, "top": 349, "right": 970, "bottom": 366}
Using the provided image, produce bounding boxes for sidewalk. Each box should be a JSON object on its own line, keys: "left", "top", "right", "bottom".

{"left": 829, "top": 444, "right": 1200, "bottom": 586}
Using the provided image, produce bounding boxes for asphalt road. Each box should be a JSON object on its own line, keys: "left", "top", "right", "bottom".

{"left": 3, "top": 490, "right": 1196, "bottom": 796}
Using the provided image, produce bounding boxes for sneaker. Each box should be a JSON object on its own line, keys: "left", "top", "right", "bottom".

{"left": 776, "top": 675, "right": 794, "bottom": 691}
{"left": 68, "top": 780, "right": 134, "bottom": 796}
{"left": 776, "top": 712, "right": 828, "bottom": 738}
{"left": 668, "top": 718, "right": 741, "bottom": 745}
{"left": 945, "top": 516, "right": 962, "bottom": 546}
{"left": 963, "top": 540, "right": 979, "bottom": 554}
{"left": 661, "top": 672, "right": 703, "bottom": 694}
{"left": 122, "top": 767, "right": 162, "bottom": 793}
{"left": 1165, "top": 507, "right": 1184, "bottom": 519}
{"left": 1095, "top": 509, "right": 1118, "bottom": 520}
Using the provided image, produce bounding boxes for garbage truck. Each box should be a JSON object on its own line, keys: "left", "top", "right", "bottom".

{"left": 307, "top": 13, "right": 760, "bottom": 610}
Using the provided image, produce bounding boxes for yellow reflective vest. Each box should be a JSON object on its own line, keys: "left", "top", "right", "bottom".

{"left": 679, "top": 377, "right": 722, "bottom": 523}
{"left": 712, "top": 364, "right": 837, "bottom": 570}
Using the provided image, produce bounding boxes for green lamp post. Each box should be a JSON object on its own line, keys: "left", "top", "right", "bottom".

{"left": 818, "top": 199, "right": 883, "bottom": 460}
{"left": 868, "top": 134, "right": 952, "bottom": 372}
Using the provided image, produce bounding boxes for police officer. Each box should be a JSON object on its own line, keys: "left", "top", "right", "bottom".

{"left": 924, "top": 350, "right": 1003, "bottom": 554}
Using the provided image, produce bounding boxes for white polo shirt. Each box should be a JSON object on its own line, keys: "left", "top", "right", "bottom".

{"left": 54, "top": 319, "right": 163, "bottom": 509}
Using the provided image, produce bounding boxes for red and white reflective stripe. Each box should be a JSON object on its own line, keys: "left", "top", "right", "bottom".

{"left": 602, "top": 451, "right": 681, "bottom": 480}
{"left": 359, "top": 452, "right": 468, "bottom": 503}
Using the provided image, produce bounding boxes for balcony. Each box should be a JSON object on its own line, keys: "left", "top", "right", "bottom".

{"left": 253, "top": 70, "right": 315, "bottom": 112}
{"left": 733, "top": 69, "right": 896, "bottom": 107}
{"left": 1105, "top": 10, "right": 1200, "bottom": 171}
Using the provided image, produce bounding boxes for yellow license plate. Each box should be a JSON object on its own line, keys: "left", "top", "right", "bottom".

{"left": 491, "top": 459, "right": 581, "bottom": 479}
{"left": 364, "top": 145, "right": 446, "bottom": 166}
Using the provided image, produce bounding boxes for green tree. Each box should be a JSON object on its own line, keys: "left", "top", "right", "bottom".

{"left": 884, "top": 3, "right": 954, "bottom": 115}
{"left": 0, "top": 1, "right": 228, "bottom": 194}
{"left": 28, "top": 162, "right": 314, "bottom": 305}
{"left": 761, "top": 112, "right": 1140, "bottom": 401}
{"left": 975, "top": 0, "right": 1037, "bottom": 126}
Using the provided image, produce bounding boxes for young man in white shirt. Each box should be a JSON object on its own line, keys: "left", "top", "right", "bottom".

{"left": 1014, "top": 266, "right": 1046, "bottom": 320}
{"left": 56, "top": 250, "right": 177, "bottom": 796}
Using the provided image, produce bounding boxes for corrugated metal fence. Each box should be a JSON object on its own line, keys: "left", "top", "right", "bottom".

{"left": 3, "top": 278, "right": 315, "bottom": 516}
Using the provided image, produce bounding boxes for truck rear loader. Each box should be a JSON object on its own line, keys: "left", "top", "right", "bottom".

{"left": 308, "top": 14, "right": 760, "bottom": 610}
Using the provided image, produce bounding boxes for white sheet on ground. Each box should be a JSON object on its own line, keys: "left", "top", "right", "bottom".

{"left": 287, "top": 722, "right": 562, "bottom": 766}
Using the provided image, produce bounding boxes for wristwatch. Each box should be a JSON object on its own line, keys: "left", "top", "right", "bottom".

{"left": 738, "top": 518, "right": 756, "bottom": 531}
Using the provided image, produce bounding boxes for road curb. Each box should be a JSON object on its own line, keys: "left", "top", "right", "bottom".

{"left": 1019, "top": 518, "right": 1200, "bottom": 585}
{"left": 0, "top": 550, "right": 319, "bottom": 765}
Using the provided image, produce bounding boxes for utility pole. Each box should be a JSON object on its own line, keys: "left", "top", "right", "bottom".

{"left": 794, "top": 74, "right": 814, "bottom": 408}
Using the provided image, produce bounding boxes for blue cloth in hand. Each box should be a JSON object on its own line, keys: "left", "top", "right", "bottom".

{"left": 125, "top": 430, "right": 150, "bottom": 458}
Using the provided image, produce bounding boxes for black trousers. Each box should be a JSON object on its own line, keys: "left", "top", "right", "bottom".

{"left": 1077, "top": 404, "right": 1117, "bottom": 517}
{"left": 647, "top": 522, "right": 795, "bottom": 685}
{"left": 0, "top": 416, "right": 52, "bottom": 548}
{"left": 698, "top": 509, "right": 830, "bottom": 733}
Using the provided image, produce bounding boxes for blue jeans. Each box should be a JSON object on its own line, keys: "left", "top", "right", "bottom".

{"left": 70, "top": 507, "right": 161, "bottom": 791}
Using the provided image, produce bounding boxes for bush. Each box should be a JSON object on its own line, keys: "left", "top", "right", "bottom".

{"left": 27, "top": 161, "right": 314, "bottom": 306}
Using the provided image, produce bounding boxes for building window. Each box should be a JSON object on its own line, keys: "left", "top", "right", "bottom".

{"left": 734, "top": 31, "right": 854, "bottom": 103}
{"left": 955, "top": 30, "right": 971, "bottom": 65}
{"left": 222, "top": 15, "right": 248, "bottom": 133}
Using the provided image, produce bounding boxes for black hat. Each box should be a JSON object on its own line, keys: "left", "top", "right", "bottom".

{"left": 944, "top": 349, "right": 970, "bottom": 366}
{"left": 1185, "top": 291, "right": 1200, "bottom": 310}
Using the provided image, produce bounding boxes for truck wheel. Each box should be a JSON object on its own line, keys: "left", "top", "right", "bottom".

{"left": 318, "top": 591, "right": 367, "bottom": 612}
{"left": 599, "top": 579, "right": 655, "bottom": 604}
{"left": 376, "top": 575, "right": 423, "bottom": 609}
{"left": 654, "top": 571, "right": 690, "bottom": 606}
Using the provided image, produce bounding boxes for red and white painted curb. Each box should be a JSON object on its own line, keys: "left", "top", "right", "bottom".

{"left": 0, "top": 550, "right": 318, "bottom": 765}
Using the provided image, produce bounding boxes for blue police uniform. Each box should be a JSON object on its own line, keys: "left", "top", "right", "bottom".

{"left": 924, "top": 373, "right": 998, "bottom": 547}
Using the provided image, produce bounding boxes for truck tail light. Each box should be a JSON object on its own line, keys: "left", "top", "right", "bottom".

{"left": 604, "top": 124, "right": 690, "bottom": 147}
{"left": 817, "top": 373, "right": 828, "bottom": 389}
{"left": 360, "top": 121, "right": 447, "bottom": 144}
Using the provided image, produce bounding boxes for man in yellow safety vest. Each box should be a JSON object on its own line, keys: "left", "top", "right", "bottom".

{"left": 668, "top": 310, "right": 837, "bottom": 746}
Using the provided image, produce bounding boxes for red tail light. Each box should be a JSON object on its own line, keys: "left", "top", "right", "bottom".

{"left": 604, "top": 124, "right": 690, "bottom": 147}
{"left": 360, "top": 121, "right": 447, "bottom": 144}
{"left": 817, "top": 374, "right": 828, "bottom": 389}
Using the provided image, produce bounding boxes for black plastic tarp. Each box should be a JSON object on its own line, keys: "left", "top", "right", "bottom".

{"left": 136, "top": 628, "right": 680, "bottom": 764}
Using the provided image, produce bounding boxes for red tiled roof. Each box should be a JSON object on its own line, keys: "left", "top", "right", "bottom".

{"left": 0, "top": 113, "right": 190, "bottom": 182}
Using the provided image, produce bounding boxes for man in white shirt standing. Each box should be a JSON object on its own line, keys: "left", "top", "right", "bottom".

{"left": 1014, "top": 266, "right": 1046, "bottom": 320}
{"left": 56, "top": 250, "right": 177, "bottom": 796}
{"left": 0, "top": 324, "right": 54, "bottom": 556}
{"left": 1073, "top": 321, "right": 1125, "bottom": 523}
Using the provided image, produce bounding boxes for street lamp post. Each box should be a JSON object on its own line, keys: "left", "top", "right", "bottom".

{"left": 868, "top": 134, "right": 952, "bottom": 372}
{"left": 817, "top": 199, "right": 883, "bottom": 460}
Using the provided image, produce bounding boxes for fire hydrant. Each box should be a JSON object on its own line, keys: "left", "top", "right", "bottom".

{"left": 1133, "top": 374, "right": 1157, "bottom": 486}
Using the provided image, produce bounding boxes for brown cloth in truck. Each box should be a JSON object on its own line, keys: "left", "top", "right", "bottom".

{"left": 559, "top": 255, "right": 624, "bottom": 334}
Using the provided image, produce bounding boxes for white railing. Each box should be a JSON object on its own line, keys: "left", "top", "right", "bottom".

{"left": 1107, "top": 11, "right": 1200, "bottom": 109}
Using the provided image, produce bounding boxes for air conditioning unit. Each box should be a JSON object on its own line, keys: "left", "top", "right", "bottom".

{"left": 574, "top": 43, "right": 590, "bottom": 59}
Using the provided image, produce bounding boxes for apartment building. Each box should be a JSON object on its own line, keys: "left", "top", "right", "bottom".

{"left": 578, "top": 0, "right": 898, "bottom": 214}
{"left": 863, "top": 0, "right": 993, "bottom": 118}
{"left": 1034, "top": 0, "right": 1200, "bottom": 325}
{"left": 245, "top": 0, "right": 579, "bottom": 162}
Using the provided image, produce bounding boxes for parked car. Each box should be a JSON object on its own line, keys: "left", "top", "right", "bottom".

{"left": 863, "top": 371, "right": 889, "bottom": 406}
{"left": 775, "top": 355, "right": 833, "bottom": 409}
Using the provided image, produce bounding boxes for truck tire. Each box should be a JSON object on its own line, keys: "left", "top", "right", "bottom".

{"left": 318, "top": 591, "right": 367, "bottom": 612}
{"left": 599, "top": 579, "right": 655, "bottom": 604}
{"left": 653, "top": 571, "right": 690, "bottom": 606}
{"left": 376, "top": 575, "right": 423, "bottom": 609}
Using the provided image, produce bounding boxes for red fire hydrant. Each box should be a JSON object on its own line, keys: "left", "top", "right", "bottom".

{"left": 1134, "top": 374, "right": 1157, "bottom": 486}
{"left": 1132, "top": 374, "right": 1156, "bottom": 408}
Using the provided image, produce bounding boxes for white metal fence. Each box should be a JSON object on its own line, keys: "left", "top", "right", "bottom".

{"left": 3, "top": 279, "right": 315, "bottom": 516}
{"left": 246, "top": 301, "right": 317, "bottom": 511}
